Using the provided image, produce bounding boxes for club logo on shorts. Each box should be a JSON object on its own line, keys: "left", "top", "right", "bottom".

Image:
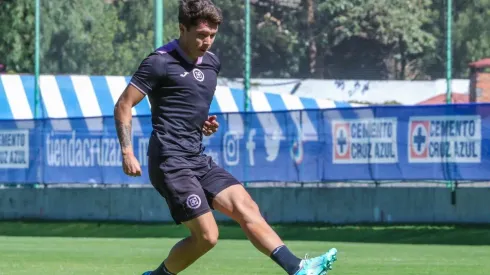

{"left": 186, "top": 194, "right": 202, "bottom": 209}
{"left": 192, "top": 68, "right": 204, "bottom": 82}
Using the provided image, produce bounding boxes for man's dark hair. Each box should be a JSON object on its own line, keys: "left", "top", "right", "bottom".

{"left": 179, "top": 0, "right": 223, "bottom": 28}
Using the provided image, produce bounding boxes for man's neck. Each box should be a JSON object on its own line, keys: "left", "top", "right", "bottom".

{"left": 178, "top": 38, "right": 198, "bottom": 63}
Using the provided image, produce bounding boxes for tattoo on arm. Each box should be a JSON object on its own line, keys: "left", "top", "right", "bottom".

{"left": 115, "top": 119, "right": 132, "bottom": 150}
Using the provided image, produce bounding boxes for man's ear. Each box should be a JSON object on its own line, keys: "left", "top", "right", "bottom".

{"left": 179, "top": 23, "right": 186, "bottom": 35}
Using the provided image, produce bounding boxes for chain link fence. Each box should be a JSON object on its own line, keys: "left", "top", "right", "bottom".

{"left": 1, "top": 0, "right": 489, "bottom": 189}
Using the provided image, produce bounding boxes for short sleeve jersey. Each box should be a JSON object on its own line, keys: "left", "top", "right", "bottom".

{"left": 130, "top": 39, "right": 221, "bottom": 157}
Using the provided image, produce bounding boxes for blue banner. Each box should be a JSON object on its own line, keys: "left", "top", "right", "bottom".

{"left": 1, "top": 103, "right": 489, "bottom": 184}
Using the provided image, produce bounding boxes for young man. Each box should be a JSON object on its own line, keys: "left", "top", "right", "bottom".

{"left": 114, "top": 1, "right": 338, "bottom": 274}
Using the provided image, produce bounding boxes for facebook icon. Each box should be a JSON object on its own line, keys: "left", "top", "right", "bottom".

{"left": 246, "top": 129, "right": 256, "bottom": 166}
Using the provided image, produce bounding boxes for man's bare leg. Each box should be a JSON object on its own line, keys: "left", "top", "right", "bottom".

{"left": 212, "top": 185, "right": 283, "bottom": 254}
{"left": 152, "top": 212, "right": 219, "bottom": 275}
{"left": 212, "top": 184, "right": 303, "bottom": 274}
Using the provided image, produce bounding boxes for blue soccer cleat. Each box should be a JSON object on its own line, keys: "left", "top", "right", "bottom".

{"left": 295, "top": 248, "right": 338, "bottom": 275}
{"left": 141, "top": 272, "right": 152, "bottom": 275}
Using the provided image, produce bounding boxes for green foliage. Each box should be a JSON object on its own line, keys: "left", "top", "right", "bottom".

{"left": 41, "top": 1, "right": 121, "bottom": 74}
{"left": 452, "top": 0, "right": 490, "bottom": 77}
{"left": 0, "top": 0, "right": 488, "bottom": 80}
{"left": 0, "top": 0, "right": 35, "bottom": 73}
{"left": 315, "top": 0, "right": 436, "bottom": 79}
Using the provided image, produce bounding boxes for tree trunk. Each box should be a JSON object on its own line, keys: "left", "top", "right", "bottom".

{"left": 306, "top": 0, "right": 319, "bottom": 77}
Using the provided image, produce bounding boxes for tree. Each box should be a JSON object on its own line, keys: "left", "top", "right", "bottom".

{"left": 452, "top": 0, "right": 490, "bottom": 77}
{"left": 210, "top": 0, "right": 305, "bottom": 78}
{"left": 1, "top": 0, "right": 488, "bottom": 81}
{"left": 314, "top": 0, "right": 436, "bottom": 80}
{"left": 418, "top": 0, "right": 490, "bottom": 79}
{"left": 0, "top": 0, "right": 35, "bottom": 73}
{"left": 40, "top": 0, "right": 156, "bottom": 75}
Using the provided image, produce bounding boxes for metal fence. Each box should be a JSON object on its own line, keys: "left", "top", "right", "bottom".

{"left": 1, "top": 103, "right": 489, "bottom": 186}
{"left": 0, "top": 0, "right": 488, "bottom": 190}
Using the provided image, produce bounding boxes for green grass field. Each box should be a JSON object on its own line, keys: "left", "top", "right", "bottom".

{"left": 0, "top": 221, "right": 489, "bottom": 275}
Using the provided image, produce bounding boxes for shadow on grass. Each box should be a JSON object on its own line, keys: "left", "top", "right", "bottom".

{"left": 1, "top": 219, "right": 490, "bottom": 246}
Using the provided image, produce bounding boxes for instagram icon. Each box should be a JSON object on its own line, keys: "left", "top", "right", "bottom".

{"left": 223, "top": 131, "right": 240, "bottom": 166}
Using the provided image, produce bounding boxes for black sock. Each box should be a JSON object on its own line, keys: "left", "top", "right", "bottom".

{"left": 152, "top": 261, "right": 175, "bottom": 275}
{"left": 270, "top": 245, "right": 302, "bottom": 275}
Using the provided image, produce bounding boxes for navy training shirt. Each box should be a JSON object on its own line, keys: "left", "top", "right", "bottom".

{"left": 129, "top": 39, "right": 221, "bottom": 157}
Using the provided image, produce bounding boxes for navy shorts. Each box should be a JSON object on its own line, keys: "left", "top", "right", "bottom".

{"left": 148, "top": 154, "right": 241, "bottom": 224}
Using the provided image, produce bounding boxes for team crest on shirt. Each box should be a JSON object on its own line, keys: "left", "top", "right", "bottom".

{"left": 192, "top": 68, "right": 205, "bottom": 82}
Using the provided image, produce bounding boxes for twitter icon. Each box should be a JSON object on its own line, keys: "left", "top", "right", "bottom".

{"left": 264, "top": 129, "right": 282, "bottom": 162}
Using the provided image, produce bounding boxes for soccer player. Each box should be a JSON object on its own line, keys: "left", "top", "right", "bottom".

{"left": 114, "top": 0, "right": 338, "bottom": 274}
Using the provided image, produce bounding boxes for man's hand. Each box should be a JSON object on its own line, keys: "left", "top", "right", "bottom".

{"left": 122, "top": 153, "right": 142, "bottom": 177}
{"left": 202, "top": 115, "right": 219, "bottom": 136}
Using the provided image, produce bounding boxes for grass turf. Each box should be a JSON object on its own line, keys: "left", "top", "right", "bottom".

{"left": 0, "top": 221, "right": 489, "bottom": 274}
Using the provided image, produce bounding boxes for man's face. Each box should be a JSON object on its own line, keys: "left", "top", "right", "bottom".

{"left": 180, "top": 19, "right": 218, "bottom": 58}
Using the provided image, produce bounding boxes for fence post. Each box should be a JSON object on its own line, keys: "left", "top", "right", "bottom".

{"left": 243, "top": 0, "right": 251, "bottom": 187}
{"left": 244, "top": 0, "right": 251, "bottom": 112}
{"left": 445, "top": 0, "right": 456, "bottom": 203}
{"left": 154, "top": 0, "right": 164, "bottom": 49}
{"left": 34, "top": 0, "right": 41, "bottom": 119}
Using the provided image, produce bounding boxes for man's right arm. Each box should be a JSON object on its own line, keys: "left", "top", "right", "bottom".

{"left": 114, "top": 53, "right": 166, "bottom": 176}
{"left": 114, "top": 85, "right": 145, "bottom": 176}
{"left": 114, "top": 85, "right": 145, "bottom": 157}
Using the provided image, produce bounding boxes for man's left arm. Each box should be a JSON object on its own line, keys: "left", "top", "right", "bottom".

{"left": 202, "top": 53, "right": 221, "bottom": 136}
